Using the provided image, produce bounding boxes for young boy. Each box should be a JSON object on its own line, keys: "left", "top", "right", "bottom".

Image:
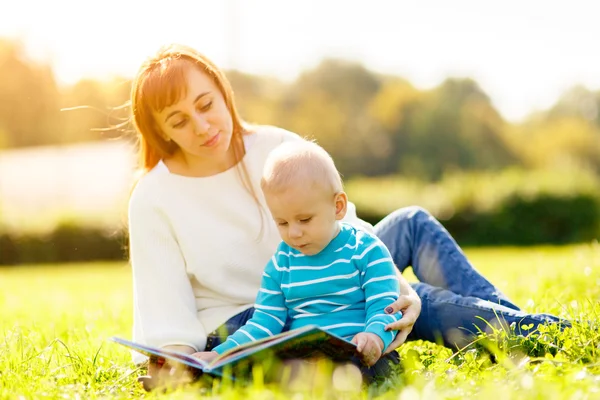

{"left": 193, "top": 140, "right": 403, "bottom": 380}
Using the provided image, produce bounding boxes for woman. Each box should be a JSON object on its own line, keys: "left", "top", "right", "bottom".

{"left": 128, "top": 44, "right": 564, "bottom": 387}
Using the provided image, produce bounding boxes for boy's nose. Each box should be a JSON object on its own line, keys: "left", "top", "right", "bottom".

{"left": 288, "top": 225, "right": 303, "bottom": 238}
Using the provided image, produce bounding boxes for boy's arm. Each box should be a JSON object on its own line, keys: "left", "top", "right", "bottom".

{"left": 211, "top": 255, "right": 288, "bottom": 355}
{"left": 360, "top": 238, "right": 403, "bottom": 350}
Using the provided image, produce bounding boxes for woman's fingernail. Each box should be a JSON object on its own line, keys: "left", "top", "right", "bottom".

{"left": 385, "top": 307, "right": 393, "bottom": 313}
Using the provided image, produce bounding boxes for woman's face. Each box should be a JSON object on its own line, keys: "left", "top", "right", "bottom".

{"left": 153, "top": 65, "right": 234, "bottom": 161}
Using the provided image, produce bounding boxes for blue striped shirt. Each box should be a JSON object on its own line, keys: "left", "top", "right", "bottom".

{"left": 213, "top": 223, "right": 402, "bottom": 354}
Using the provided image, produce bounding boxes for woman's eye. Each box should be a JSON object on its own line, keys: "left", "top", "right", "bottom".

{"left": 300, "top": 218, "right": 312, "bottom": 223}
{"left": 173, "top": 119, "right": 187, "bottom": 128}
{"left": 200, "top": 101, "right": 213, "bottom": 111}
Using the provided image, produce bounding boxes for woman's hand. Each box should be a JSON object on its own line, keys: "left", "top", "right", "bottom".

{"left": 191, "top": 351, "right": 219, "bottom": 363}
{"left": 382, "top": 291, "right": 422, "bottom": 354}
{"left": 140, "top": 345, "right": 197, "bottom": 391}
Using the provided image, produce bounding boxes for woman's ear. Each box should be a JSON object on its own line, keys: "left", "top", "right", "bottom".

{"left": 334, "top": 191, "right": 348, "bottom": 221}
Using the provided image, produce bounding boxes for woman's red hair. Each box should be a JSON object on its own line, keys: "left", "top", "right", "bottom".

{"left": 131, "top": 43, "right": 248, "bottom": 172}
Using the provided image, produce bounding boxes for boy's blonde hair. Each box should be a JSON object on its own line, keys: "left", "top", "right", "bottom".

{"left": 261, "top": 141, "right": 343, "bottom": 195}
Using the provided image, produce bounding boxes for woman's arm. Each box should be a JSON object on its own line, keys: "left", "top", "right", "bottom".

{"left": 382, "top": 270, "right": 421, "bottom": 354}
{"left": 342, "top": 201, "right": 375, "bottom": 234}
{"left": 129, "top": 185, "right": 208, "bottom": 355}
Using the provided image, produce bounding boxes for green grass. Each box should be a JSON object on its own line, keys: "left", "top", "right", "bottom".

{"left": 1, "top": 244, "right": 599, "bottom": 399}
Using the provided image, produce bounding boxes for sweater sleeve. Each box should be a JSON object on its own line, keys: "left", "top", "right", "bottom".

{"left": 359, "top": 236, "right": 402, "bottom": 349}
{"left": 212, "top": 253, "right": 288, "bottom": 354}
{"left": 129, "top": 183, "right": 208, "bottom": 353}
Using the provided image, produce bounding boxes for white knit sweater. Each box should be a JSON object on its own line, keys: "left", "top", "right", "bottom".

{"left": 128, "top": 125, "right": 373, "bottom": 362}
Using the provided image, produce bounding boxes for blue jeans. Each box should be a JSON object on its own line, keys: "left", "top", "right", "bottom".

{"left": 374, "top": 206, "right": 567, "bottom": 349}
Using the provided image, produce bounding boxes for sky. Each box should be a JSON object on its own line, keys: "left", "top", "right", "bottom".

{"left": 1, "top": 0, "right": 599, "bottom": 122}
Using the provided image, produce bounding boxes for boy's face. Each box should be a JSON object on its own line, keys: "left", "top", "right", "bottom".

{"left": 265, "top": 185, "right": 347, "bottom": 256}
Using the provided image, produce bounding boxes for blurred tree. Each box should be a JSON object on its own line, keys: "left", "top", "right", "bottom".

{"left": 60, "top": 77, "right": 131, "bottom": 142}
{"left": 368, "top": 78, "right": 423, "bottom": 175}
{"left": 1, "top": 34, "right": 596, "bottom": 184}
{"left": 0, "top": 38, "right": 60, "bottom": 148}
{"left": 506, "top": 117, "right": 600, "bottom": 172}
{"left": 373, "top": 78, "right": 516, "bottom": 180}
{"left": 505, "top": 84, "right": 600, "bottom": 174}
{"left": 547, "top": 85, "right": 600, "bottom": 127}
{"left": 226, "top": 70, "right": 285, "bottom": 126}
{"left": 274, "top": 58, "right": 386, "bottom": 177}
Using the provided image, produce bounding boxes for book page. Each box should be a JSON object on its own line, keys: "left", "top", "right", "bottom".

{"left": 210, "top": 326, "right": 356, "bottom": 370}
{"left": 110, "top": 337, "right": 209, "bottom": 371}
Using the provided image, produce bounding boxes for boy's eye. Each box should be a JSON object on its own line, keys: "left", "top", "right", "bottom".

{"left": 300, "top": 218, "right": 312, "bottom": 223}
{"left": 277, "top": 221, "right": 288, "bottom": 226}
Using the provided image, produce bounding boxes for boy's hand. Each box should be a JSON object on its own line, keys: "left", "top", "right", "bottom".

{"left": 191, "top": 351, "right": 219, "bottom": 363}
{"left": 351, "top": 332, "right": 384, "bottom": 367}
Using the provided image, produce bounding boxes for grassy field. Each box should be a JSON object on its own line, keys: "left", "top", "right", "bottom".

{"left": 1, "top": 244, "right": 599, "bottom": 399}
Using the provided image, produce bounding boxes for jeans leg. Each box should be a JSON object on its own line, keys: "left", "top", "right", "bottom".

{"left": 205, "top": 307, "right": 256, "bottom": 350}
{"left": 374, "top": 206, "right": 520, "bottom": 310}
{"left": 407, "top": 282, "right": 568, "bottom": 349}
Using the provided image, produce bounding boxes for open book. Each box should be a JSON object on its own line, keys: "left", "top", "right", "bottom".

{"left": 112, "top": 325, "right": 358, "bottom": 379}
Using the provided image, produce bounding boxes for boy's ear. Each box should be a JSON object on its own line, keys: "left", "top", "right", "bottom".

{"left": 334, "top": 191, "right": 348, "bottom": 220}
